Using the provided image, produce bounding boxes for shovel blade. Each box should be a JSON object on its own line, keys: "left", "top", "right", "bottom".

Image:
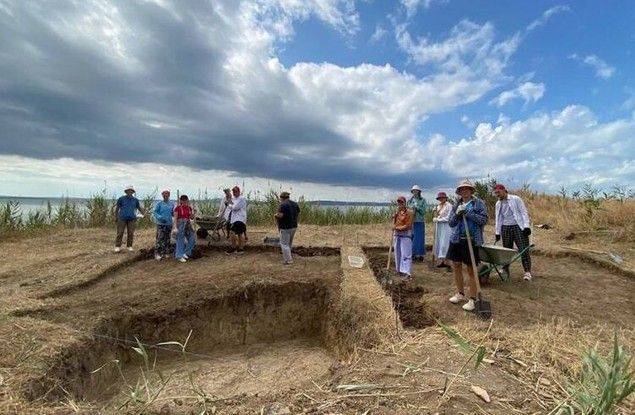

{"left": 475, "top": 295, "right": 492, "bottom": 320}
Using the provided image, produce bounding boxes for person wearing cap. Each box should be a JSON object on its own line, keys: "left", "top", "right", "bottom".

{"left": 493, "top": 184, "right": 533, "bottom": 280}
{"left": 153, "top": 190, "right": 175, "bottom": 261}
{"left": 172, "top": 194, "right": 196, "bottom": 262}
{"left": 217, "top": 188, "right": 232, "bottom": 238}
{"left": 274, "top": 191, "right": 300, "bottom": 265}
{"left": 114, "top": 186, "right": 145, "bottom": 253}
{"left": 447, "top": 180, "right": 488, "bottom": 312}
{"left": 393, "top": 196, "right": 414, "bottom": 278}
{"left": 227, "top": 186, "right": 247, "bottom": 254}
{"left": 432, "top": 192, "right": 453, "bottom": 269}
{"left": 407, "top": 185, "right": 427, "bottom": 261}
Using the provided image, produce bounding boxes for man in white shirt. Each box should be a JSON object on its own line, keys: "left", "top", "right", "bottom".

{"left": 227, "top": 186, "right": 247, "bottom": 254}
{"left": 493, "top": 184, "right": 532, "bottom": 280}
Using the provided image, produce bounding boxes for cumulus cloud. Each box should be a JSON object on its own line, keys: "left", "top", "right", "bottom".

{"left": 0, "top": 0, "right": 524, "bottom": 191}
{"left": 490, "top": 82, "right": 545, "bottom": 107}
{"left": 437, "top": 105, "right": 635, "bottom": 189}
{"left": 569, "top": 54, "right": 616, "bottom": 79}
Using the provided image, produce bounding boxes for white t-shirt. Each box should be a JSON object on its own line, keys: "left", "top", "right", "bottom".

{"left": 228, "top": 196, "right": 247, "bottom": 224}
{"left": 500, "top": 199, "right": 518, "bottom": 226}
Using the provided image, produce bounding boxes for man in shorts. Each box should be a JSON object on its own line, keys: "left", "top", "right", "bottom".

{"left": 227, "top": 186, "right": 247, "bottom": 254}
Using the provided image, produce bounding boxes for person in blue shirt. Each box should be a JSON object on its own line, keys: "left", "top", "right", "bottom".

{"left": 446, "top": 180, "right": 488, "bottom": 312}
{"left": 114, "top": 185, "right": 145, "bottom": 252}
{"left": 153, "top": 189, "right": 175, "bottom": 260}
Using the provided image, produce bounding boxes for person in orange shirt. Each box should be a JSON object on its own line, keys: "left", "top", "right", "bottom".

{"left": 393, "top": 196, "right": 414, "bottom": 278}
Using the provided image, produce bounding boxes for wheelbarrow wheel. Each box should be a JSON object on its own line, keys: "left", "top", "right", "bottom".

{"left": 196, "top": 228, "right": 209, "bottom": 240}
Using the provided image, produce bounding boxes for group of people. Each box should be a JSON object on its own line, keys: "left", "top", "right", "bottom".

{"left": 114, "top": 179, "right": 532, "bottom": 313}
{"left": 392, "top": 179, "right": 533, "bottom": 312}
{"left": 113, "top": 185, "right": 300, "bottom": 264}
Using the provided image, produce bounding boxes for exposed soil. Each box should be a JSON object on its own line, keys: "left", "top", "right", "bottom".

{"left": 1, "top": 226, "right": 633, "bottom": 414}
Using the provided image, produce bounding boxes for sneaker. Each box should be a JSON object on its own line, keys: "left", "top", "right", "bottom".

{"left": 183, "top": 254, "right": 189, "bottom": 260}
{"left": 114, "top": 247, "right": 121, "bottom": 253}
{"left": 155, "top": 254, "right": 162, "bottom": 261}
{"left": 462, "top": 299, "right": 476, "bottom": 311}
{"left": 178, "top": 257, "right": 187, "bottom": 263}
{"left": 449, "top": 293, "right": 466, "bottom": 304}
{"left": 127, "top": 247, "right": 134, "bottom": 252}
{"left": 523, "top": 272, "right": 533, "bottom": 281}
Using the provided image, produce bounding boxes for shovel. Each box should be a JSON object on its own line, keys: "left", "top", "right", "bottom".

{"left": 462, "top": 215, "right": 492, "bottom": 319}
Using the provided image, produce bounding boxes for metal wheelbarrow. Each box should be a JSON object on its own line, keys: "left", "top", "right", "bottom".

{"left": 194, "top": 215, "right": 227, "bottom": 243}
{"left": 477, "top": 243, "right": 534, "bottom": 283}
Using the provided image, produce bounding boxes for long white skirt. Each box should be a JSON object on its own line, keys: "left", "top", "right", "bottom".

{"left": 433, "top": 222, "right": 451, "bottom": 259}
{"left": 394, "top": 233, "right": 412, "bottom": 276}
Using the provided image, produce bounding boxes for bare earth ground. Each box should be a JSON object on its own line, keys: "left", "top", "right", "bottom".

{"left": 0, "top": 224, "right": 633, "bottom": 414}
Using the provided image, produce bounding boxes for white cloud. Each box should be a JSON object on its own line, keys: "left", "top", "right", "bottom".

{"left": 396, "top": 19, "right": 520, "bottom": 80}
{"left": 526, "top": 4, "right": 570, "bottom": 32}
{"left": 370, "top": 24, "right": 387, "bottom": 43}
{"left": 400, "top": 0, "right": 448, "bottom": 18}
{"left": 437, "top": 105, "right": 635, "bottom": 190}
{"left": 490, "top": 81, "right": 545, "bottom": 107}
{"left": 569, "top": 54, "right": 616, "bottom": 79}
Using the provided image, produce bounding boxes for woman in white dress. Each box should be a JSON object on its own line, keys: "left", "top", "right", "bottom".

{"left": 432, "top": 192, "right": 453, "bottom": 269}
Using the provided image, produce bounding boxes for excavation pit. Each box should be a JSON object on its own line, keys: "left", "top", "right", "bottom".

{"left": 22, "top": 248, "right": 346, "bottom": 409}
{"left": 365, "top": 247, "right": 437, "bottom": 329}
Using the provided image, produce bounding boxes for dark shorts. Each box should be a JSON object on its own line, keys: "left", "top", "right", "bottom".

{"left": 446, "top": 239, "right": 481, "bottom": 265}
{"left": 231, "top": 221, "right": 246, "bottom": 235}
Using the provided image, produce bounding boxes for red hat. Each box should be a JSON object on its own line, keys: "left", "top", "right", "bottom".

{"left": 493, "top": 184, "right": 507, "bottom": 191}
{"left": 232, "top": 186, "right": 241, "bottom": 193}
{"left": 397, "top": 196, "right": 406, "bottom": 203}
{"left": 436, "top": 192, "right": 448, "bottom": 200}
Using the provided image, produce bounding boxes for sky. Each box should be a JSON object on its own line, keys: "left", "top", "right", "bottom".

{"left": 0, "top": 0, "right": 633, "bottom": 201}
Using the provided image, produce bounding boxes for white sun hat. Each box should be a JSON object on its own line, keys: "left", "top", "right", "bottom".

{"left": 124, "top": 185, "right": 135, "bottom": 193}
{"left": 411, "top": 185, "right": 422, "bottom": 192}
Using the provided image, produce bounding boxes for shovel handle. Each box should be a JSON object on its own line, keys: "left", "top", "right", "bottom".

{"left": 462, "top": 215, "right": 482, "bottom": 295}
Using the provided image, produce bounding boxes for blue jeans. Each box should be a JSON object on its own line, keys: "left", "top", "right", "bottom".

{"left": 175, "top": 220, "right": 196, "bottom": 259}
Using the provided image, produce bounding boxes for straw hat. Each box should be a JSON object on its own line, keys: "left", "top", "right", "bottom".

{"left": 455, "top": 179, "right": 475, "bottom": 194}
{"left": 410, "top": 185, "right": 422, "bottom": 193}
{"left": 124, "top": 185, "right": 135, "bottom": 193}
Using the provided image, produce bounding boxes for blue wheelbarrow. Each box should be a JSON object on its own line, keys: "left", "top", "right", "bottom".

{"left": 477, "top": 243, "right": 535, "bottom": 284}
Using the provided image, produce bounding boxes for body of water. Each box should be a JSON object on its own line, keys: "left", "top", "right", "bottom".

{"left": 0, "top": 196, "right": 392, "bottom": 216}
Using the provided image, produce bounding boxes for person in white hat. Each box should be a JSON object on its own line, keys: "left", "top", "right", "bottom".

{"left": 446, "top": 180, "right": 488, "bottom": 312}
{"left": 407, "top": 185, "right": 427, "bottom": 261}
{"left": 114, "top": 185, "right": 145, "bottom": 252}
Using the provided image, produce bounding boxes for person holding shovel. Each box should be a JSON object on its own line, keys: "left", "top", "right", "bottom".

{"left": 408, "top": 185, "right": 427, "bottom": 261}
{"left": 392, "top": 196, "right": 414, "bottom": 278}
{"left": 114, "top": 185, "right": 145, "bottom": 252}
{"left": 446, "top": 180, "right": 488, "bottom": 311}
{"left": 172, "top": 195, "right": 196, "bottom": 263}
{"left": 493, "top": 184, "right": 533, "bottom": 281}
{"left": 274, "top": 191, "right": 300, "bottom": 265}
{"left": 432, "top": 192, "right": 452, "bottom": 269}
